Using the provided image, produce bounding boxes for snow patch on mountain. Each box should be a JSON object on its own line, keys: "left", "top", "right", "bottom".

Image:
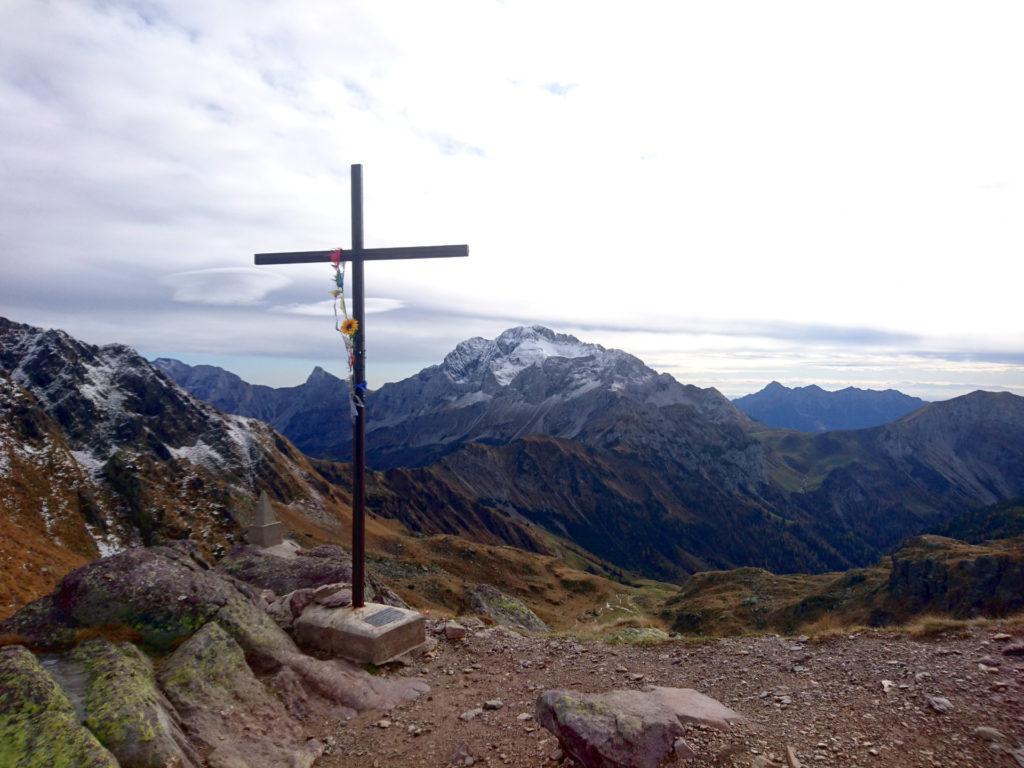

{"left": 70, "top": 449, "right": 106, "bottom": 480}
{"left": 86, "top": 523, "right": 125, "bottom": 558}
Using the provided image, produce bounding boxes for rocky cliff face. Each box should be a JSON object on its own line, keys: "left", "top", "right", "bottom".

{"left": 884, "top": 535, "right": 1024, "bottom": 619}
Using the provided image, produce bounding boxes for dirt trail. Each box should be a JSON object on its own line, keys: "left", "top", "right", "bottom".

{"left": 311, "top": 625, "right": 1023, "bottom": 768}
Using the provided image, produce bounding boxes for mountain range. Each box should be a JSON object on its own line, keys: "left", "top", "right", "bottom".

{"left": 157, "top": 326, "right": 743, "bottom": 469}
{"left": 158, "top": 324, "right": 1024, "bottom": 581}
{"left": 732, "top": 381, "right": 927, "bottom": 432}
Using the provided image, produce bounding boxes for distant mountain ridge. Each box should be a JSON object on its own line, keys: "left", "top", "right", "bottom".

{"left": 733, "top": 381, "right": 926, "bottom": 431}
{"left": 158, "top": 326, "right": 1024, "bottom": 580}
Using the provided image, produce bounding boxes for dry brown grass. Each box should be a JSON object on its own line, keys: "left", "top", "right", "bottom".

{"left": 0, "top": 632, "right": 32, "bottom": 649}
{"left": 802, "top": 611, "right": 870, "bottom": 643}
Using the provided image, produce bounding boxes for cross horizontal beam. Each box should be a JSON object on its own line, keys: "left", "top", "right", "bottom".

{"left": 254, "top": 244, "right": 468, "bottom": 265}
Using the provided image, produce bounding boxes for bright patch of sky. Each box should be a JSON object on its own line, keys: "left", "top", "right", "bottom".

{"left": 1, "top": 1, "right": 1022, "bottom": 400}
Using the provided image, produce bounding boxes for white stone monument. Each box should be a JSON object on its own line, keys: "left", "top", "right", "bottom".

{"left": 246, "top": 491, "right": 285, "bottom": 548}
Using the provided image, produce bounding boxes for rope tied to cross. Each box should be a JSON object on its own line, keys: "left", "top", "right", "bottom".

{"left": 329, "top": 248, "right": 363, "bottom": 421}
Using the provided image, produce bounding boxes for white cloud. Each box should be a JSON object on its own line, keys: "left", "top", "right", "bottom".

{"left": 0, "top": 0, "right": 1022, "bottom": 398}
{"left": 162, "top": 268, "right": 290, "bottom": 305}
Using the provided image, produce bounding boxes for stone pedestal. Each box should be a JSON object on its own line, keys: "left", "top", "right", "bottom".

{"left": 294, "top": 603, "right": 426, "bottom": 665}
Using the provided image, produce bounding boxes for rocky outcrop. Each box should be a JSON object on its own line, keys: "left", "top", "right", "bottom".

{"left": 0, "top": 544, "right": 429, "bottom": 766}
{"left": 158, "top": 622, "right": 322, "bottom": 768}
{"left": 536, "top": 687, "right": 745, "bottom": 768}
{"left": 885, "top": 535, "right": 1024, "bottom": 619}
{"left": 3, "top": 544, "right": 288, "bottom": 661}
{"left": 465, "top": 584, "right": 548, "bottom": 632}
{"left": 0, "top": 645, "right": 119, "bottom": 768}
{"left": 71, "top": 638, "right": 200, "bottom": 768}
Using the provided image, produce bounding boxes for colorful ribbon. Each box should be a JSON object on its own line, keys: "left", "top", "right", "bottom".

{"left": 329, "top": 250, "right": 363, "bottom": 423}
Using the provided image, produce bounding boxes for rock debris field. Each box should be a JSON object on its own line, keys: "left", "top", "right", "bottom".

{"left": 321, "top": 623, "right": 1024, "bottom": 768}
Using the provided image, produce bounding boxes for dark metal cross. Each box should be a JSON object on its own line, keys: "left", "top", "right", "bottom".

{"left": 254, "top": 163, "right": 468, "bottom": 607}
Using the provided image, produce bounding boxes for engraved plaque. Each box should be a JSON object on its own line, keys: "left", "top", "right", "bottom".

{"left": 363, "top": 607, "right": 404, "bottom": 627}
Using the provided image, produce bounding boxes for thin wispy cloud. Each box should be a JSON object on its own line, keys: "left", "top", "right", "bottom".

{"left": 162, "top": 268, "right": 291, "bottom": 305}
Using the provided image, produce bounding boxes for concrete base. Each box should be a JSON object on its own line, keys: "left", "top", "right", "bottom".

{"left": 246, "top": 521, "right": 285, "bottom": 547}
{"left": 261, "top": 539, "right": 301, "bottom": 559}
{"left": 293, "top": 603, "right": 426, "bottom": 666}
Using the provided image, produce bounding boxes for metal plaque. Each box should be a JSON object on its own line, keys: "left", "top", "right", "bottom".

{"left": 363, "top": 607, "right": 404, "bottom": 628}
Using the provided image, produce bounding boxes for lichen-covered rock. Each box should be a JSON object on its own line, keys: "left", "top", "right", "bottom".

{"left": 2, "top": 546, "right": 301, "bottom": 671}
{"left": 71, "top": 638, "right": 200, "bottom": 768}
{"left": 158, "top": 622, "right": 322, "bottom": 768}
{"left": 536, "top": 687, "right": 744, "bottom": 768}
{"left": 536, "top": 688, "right": 688, "bottom": 768}
{"left": 466, "top": 584, "right": 548, "bottom": 632}
{"left": 2, "top": 543, "right": 427, "bottom": 756}
{"left": 219, "top": 544, "right": 405, "bottom": 607}
{"left": 0, "top": 645, "right": 119, "bottom": 768}
{"left": 49, "top": 546, "right": 236, "bottom": 649}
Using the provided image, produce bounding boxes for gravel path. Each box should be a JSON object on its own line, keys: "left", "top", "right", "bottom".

{"left": 317, "top": 626, "right": 1024, "bottom": 768}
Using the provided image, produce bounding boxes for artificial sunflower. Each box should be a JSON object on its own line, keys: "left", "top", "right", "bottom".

{"left": 340, "top": 318, "right": 359, "bottom": 337}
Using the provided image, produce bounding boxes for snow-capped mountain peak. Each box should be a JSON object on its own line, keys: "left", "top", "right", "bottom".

{"left": 443, "top": 326, "right": 608, "bottom": 386}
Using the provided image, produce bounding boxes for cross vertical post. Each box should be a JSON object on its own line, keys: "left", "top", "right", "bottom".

{"left": 254, "top": 164, "right": 468, "bottom": 616}
{"left": 350, "top": 164, "right": 367, "bottom": 608}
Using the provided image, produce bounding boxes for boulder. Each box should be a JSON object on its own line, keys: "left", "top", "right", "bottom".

{"left": 442, "top": 620, "right": 468, "bottom": 641}
{"left": 312, "top": 583, "right": 353, "bottom": 608}
{"left": 158, "top": 622, "right": 323, "bottom": 768}
{"left": 0, "top": 645, "right": 119, "bottom": 768}
{"left": 1003, "top": 640, "right": 1024, "bottom": 656}
{"left": 289, "top": 588, "right": 317, "bottom": 617}
{"left": 71, "top": 638, "right": 201, "bottom": 768}
{"left": 3, "top": 545, "right": 245, "bottom": 651}
{"left": 465, "top": 584, "right": 548, "bottom": 632}
{"left": 536, "top": 687, "right": 745, "bottom": 768}
{"left": 218, "top": 544, "right": 405, "bottom": 607}
{"left": 645, "top": 686, "right": 747, "bottom": 730}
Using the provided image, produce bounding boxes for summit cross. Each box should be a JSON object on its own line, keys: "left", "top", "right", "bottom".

{"left": 254, "top": 163, "right": 469, "bottom": 608}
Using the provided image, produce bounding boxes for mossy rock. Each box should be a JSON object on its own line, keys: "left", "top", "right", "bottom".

{"left": 71, "top": 639, "right": 200, "bottom": 768}
{"left": 53, "top": 547, "right": 235, "bottom": 649}
{"left": 0, "top": 645, "right": 118, "bottom": 768}
{"left": 465, "top": 584, "right": 548, "bottom": 633}
{"left": 157, "top": 622, "right": 320, "bottom": 768}
{"left": 3, "top": 546, "right": 300, "bottom": 670}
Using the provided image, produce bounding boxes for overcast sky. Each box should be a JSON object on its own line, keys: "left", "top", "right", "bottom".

{"left": 1, "top": 1, "right": 1022, "bottom": 400}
